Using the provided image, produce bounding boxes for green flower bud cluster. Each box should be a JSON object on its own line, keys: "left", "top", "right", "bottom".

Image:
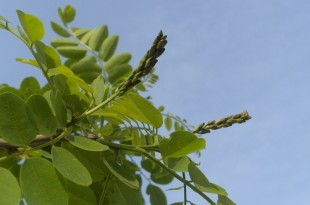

{"left": 193, "top": 111, "right": 251, "bottom": 134}
{"left": 116, "top": 31, "right": 167, "bottom": 96}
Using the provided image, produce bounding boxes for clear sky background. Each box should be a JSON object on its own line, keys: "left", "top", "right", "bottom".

{"left": 1, "top": 1, "right": 310, "bottom": 205}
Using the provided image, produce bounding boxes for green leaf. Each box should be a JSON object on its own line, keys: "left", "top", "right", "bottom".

{"left": 218, "top": 196, "right": 236, "bottom": 205}
{"left": 0, "top": 92, "right": 38, "bottom": 146}
{"left": 146, "top": 184, "right": 167, "bottom": 205}
{"left": 69, "top": 136, "right": 109, "bottom": 152}
{"left": 103, "top": 157, "right": 139, "bottom": 189}
{"left": 0, "top": 167, "right": 21, "bottom": 205}
{"left": 71, "top": 27, "right": 91, "bottom": 39}
{"left": 63, "top": 4, "right": 76, "bottom": 23}
{"left": 91, "top": 75, "right": 105, "bottom": 105}
{"left": 61, "top": 142, "right": 106, "bottom": 182}
{"left": 108, "top": 64, "right": 132, "bottom": 84}
{"left": 50, "top": 90, "right": 67, "bottom": 128}
{"left": 70, "top": 55, "right": 102, "bottom": 83}
{"left": 56, "top": 46, "right": 87, "bottom": 59}
{"left": 188, "top": 161, "right": 227, "bottom": 195}
{"left": 52, "top": 146, "right": 92, "bottom": 186}
{"left": 51, "top": 21, "right": 70, "bottom": 37}
{"left": 64, "top": 178, "right": 97, "bottom": 205}
{"left": 112, "top": 181, "right": 144, "bottom": 205}
{"left": 20, "top": 157, "right": 68, "bottom": 205}
{"left": 16, "top": 58, "right": 39, "bottom": 68}
{"left": 34, "top": 41, "right": 61, "bottom": 70}
{"left": 164, "top": 117, "right": 172, "bottom": 131}
{"left": 104, "top": 52, "right": 132, "bottom": 72}
{"left": 167, "top": 156, "right": 190, "bottom": 172}
{"left": 99, "top": 35, "right": 119, "bottom": 61}
{"left": 27, "top": 94, "right": 57, "bottom": 136}
{"left": 20, "top": 76, "right": 40, "bottom": 97}
{"left": 51, "top": 38, "right": 78, "bottom": 48}
{"left": 170, "top": 202, "right": 184, "bottom": 205}
{"left": 87, "top": 26, "right": 108, "bottom": 51}
{"left": 16, "top": 10, "right": 44, "bottom": 43}
{"left": 159, "top": 131, "right": 205, "bottom": 160}
{"left": 107, "top": 93, "right": 163, "bottom": 128}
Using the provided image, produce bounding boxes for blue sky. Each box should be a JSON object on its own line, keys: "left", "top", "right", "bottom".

{"left": 1, "top": 1, "right": 310, "bottom": 204}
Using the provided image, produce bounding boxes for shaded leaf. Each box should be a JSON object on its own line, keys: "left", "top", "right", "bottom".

{"left": 91, "top": 75, "right": 105, "bottom": 105}
{"left": 69, "top": 136, "right": 109, "bottom": 152}
{"left": 112, "top": 181, "right": 144, "bottom": 205}
{"left": 64, "top": 178, "right": 97, "bottom": 205}
{"left": 20, "top": 76, "right": 40, "bottom": 97}
{"left": 0, "top": 92, "right": 38, "bottom": 146}
{"left": 146, "top": 184, "right": 167, "bottom": 205}
{"left": 159, "top": 131, "right": 205, "bottom": 160}
{"left": 188, "top": 161, "right": 227, "bottom": 196}
{"left": 20, "top": 158, "right": 68, "bottom": 205}
{"left": 103, "top": 157, "right": 139, "bottom": 189}
{"left": 27, "top": 94, "right": 57, "bottom": 136}
{"left": 52, "top": 146, "right": 92, "bottom": 186}
{"left": 61, "top": 142, "right": 107, "bottom": 182}
{"left": 0, "top": 167, "right": 21, "bottom": 205}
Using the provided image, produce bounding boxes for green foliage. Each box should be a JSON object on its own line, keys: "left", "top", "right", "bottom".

{"left": 0, "top": 5, "right": 251, "bottom": 205}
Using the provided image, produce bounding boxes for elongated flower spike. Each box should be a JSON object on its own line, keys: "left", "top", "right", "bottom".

{"left": 116, "top": 31, "right": 167, "bottom": 96}
{"left": 193, "top": 110, "right": 251, "bottom": 134}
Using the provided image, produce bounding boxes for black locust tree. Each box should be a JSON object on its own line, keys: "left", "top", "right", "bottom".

{"left": 0, "top": 5, "right": 251, "bottom": 205}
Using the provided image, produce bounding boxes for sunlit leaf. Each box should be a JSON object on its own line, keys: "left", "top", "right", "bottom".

{"left": 0, "top": 92, "right": 38, "bottom": 146}
{"left": 63, "top": 4, "right": 76, "bottom": 23}
{"left": 146, "top": 184, "right": 167, "bottom": 205}
{"left": 16, "top": 58, "right": 39, "bottom": 68}
{"left": 51, "top": 38, "right": 78, "bottom": 48}
{"left": 56, "top": 46, "right": 87, "bottom": 59}
{"left": 52, "top": 146, "right": 92, "bottom": 186}
{"left": 107, "top": 93, "right": 163, "bottom": 128}
{"left": 167, "top": 156, "right": 190, "bottom": 172}
{"left": 0, "top": 167, "right": 21, "bottom": 205}
{"left": 91, "top": 75, "right": 105, "bottom": 105}
{"left": 51, "top": 21, "right": 70, "bottom": 37}
{"left": 159, "top": 131, "right": 205, "bottom": 160}
{"left": 98, "top": 35, "right": 118, "bottom": 61}
{"left": 17, "top": 10, "right": 44, "bottom": 42}
{"left": 20, "top": 158, "right": 68, "bottom": 205}
{"left": 69, "top": 136, "right": 109, "bottom": 152}
{"left": 218, "top": 196, "right": 236, "bottom": 205}
{"left": 104, "top": 52, "right": 131, "bottom": 72}
{"left": 164, "top": 117, "right": 172, "bottom": 131}
{"left": 87, "top": 26, "right": 108, "bottom": 51}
